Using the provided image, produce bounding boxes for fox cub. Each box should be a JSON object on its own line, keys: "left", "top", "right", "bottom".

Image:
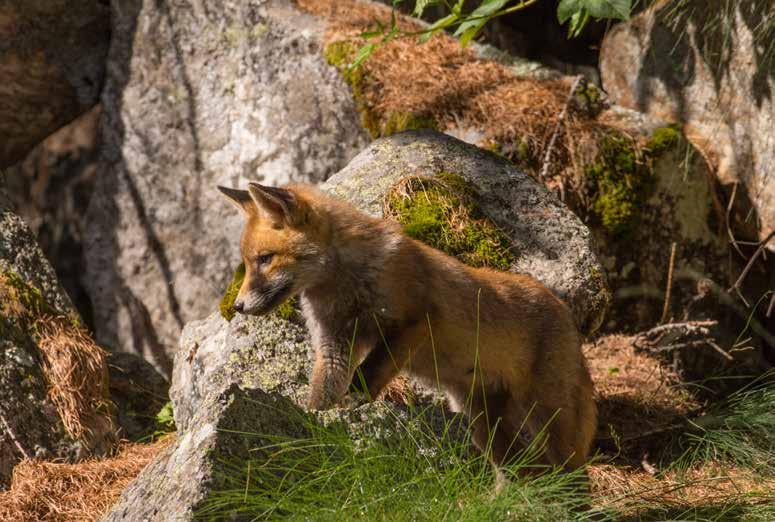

{"left": 219, "top": 182, "right": 597, "bottom": 470}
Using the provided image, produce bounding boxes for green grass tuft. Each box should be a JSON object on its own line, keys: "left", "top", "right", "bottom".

{"left": 197, "top": 405, "right": 595, "bottom": 521}
{"left": 672, "top": 374, "right": 775, "bottom": 474}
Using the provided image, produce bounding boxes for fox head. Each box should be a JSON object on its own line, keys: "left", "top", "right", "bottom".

{"left": 217, "top": 183, "right": 327, "bottom": 316}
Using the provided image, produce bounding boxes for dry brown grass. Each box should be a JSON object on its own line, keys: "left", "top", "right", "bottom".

{"left": 0, "top": 436, "right": 173, "bottom": 522}
{"left": 588, "top": 461, "right": 775, "bottom": 517}
{"left": 296, "top": 0, "right": 621, "bottom": 197}
{"left": 585, "top": 335, "right": 773, "bottom": 517}
{"left": 34, "top": 317, "right": 116, "bottom": 450}
{"left": 1, "top": 271, "right": 116, "bottom": 451}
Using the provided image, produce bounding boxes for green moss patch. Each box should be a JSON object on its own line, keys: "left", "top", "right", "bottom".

{"left": 645, "top": 125, "right": 682, "bottom": 156}
{"left": 0, "top": 270, "right": 59, "bottom": 339}
{"left": 385, "top": 174, "right": 514, "bottom": 270}
{"left": 276, "top": 297, "right": 300, "bottom": 322}
{"left": 586, "top": 126, "right": 687, "bottom": 237}
{"left": 324, "top": 41, "right": 437, "bottom": 139}
{"left": 586, "top": 132, "right": 655, "bottom": 237}
{"left": 220, "top": 263, "right": 246, "bottom": 322}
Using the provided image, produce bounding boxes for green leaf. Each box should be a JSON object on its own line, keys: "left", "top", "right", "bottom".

{"left": 418, "top": 13, "right": 458, "bottom": 43}
{"left": 349, "top": 43, "right": 377, "bottom": 69}
{"left": 558, "top": 0, "right": 631, "bottom": 24}
{"left": 568, "top": 8, "right": 591, "bottom": 38}
{"left": 558, "top": 0, "right": 578, "bottom": 23}
{"left": 453, "top": 0, "right": 509, "bottom": 46}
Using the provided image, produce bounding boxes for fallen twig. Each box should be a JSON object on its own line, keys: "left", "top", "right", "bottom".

{"left": 660, "top": 242, "right": 677, "bottom": 324}
{"left": 727, "top": 229, "right": 775, "bottom": 308}
{"left": 0, "top": 413, "right": 30, "bottom": 460}
{"left": 633, "top": 321, "right": 735, "bottom": 362}
{"left": 539, "top": 76, "right": 583, "bottom": 183}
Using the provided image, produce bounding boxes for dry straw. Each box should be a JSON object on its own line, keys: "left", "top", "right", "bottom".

{"left": 34, "top": 317, "right": 115, "bottom": 448}
{"left": 0, "top": 436, "right": 173, "bottom": 522}
{"left": 297, "top": 0, "right": 624, "bottom": 200}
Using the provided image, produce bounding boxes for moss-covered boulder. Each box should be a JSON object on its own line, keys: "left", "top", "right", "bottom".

{"left": 321, "top": 129, "right": 611, "bottom": 336}
{"left": 590, "top": 108, "right": 731, "bottom": 331}
{"left": 0, "top": 199, "right": 116, "bottom": 488}
{"left": 600, "top": 0, "right": 775, "bottom": 250}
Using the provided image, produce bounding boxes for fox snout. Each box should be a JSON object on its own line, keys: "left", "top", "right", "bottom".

{"left": 233, "top": 274, "right": 294, "bottom": 316}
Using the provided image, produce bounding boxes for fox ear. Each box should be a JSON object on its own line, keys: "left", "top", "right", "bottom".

{"left": 217, "top": 186, "right": 254, "bottom": 215}
{"left": 247, "top": 183, "right": 302, "bottom": 226}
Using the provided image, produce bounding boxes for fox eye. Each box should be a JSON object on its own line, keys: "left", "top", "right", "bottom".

{"left": 257, "top": 252, "right": 274, "bottom": 265}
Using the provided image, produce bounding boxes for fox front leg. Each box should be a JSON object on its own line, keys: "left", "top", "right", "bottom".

{"left": 307, "top": 343, "right": 358, "bottom": 410}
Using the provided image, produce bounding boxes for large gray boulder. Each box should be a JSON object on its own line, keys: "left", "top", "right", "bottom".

{"left": 599, "top": 0, "right": 774, "bottom": 249}
{"left": 102, "top": 385, "right": 310, "bottom": 522}
{"left": 83, "top": 0, "right": 369, "bottom": 375}
{"left": 321, "top": 129, "right": 611, "bottom": 336}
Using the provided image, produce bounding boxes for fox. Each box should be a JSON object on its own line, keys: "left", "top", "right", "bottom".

{"left": 218, "top": 181, "right": 597, "bottom": 472}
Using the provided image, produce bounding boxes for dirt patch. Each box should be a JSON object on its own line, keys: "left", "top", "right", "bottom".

{"left": 585, "top": 334, "right": 702, "bottom": 458}
{"left": 0, "top": 436, "right": 173, "bottom": 522}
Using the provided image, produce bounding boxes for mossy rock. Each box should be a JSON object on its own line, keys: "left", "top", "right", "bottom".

{"left": 385, "top": 174, "right": 514, "bottom": 270}
{"left": 645, "top": 125, "right": 682, "bottom": 155}
{"left": 0, "top": 269, "right": 62, "bottom": 342}
{"left": 322, "top": 130, "right": 611, "bottom": 336}
{"left": 324, "top": 41, "right": 437, "bottom": 139}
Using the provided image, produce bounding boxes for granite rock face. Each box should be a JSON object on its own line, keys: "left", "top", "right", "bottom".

{"left": 171, "top": 312, "right": 311, "bottom": 432}
{"left": 0, "top": 0, "right": 109, "bottom": 168}
{"left": 102, "top": 385, "right": 311, "bottom": 522}
{"left": 600, "top": 0, "right": 775, "bottom": 249}
{"left": 83, "top": 0, "right": 369, "bottom": 375}
{"left": 321, "top": 129, "right": 611, "bottom": 336}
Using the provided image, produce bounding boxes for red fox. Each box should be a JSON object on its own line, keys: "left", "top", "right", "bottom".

{"left": 218, "top": 182, "right": 597, "bottom": 471}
